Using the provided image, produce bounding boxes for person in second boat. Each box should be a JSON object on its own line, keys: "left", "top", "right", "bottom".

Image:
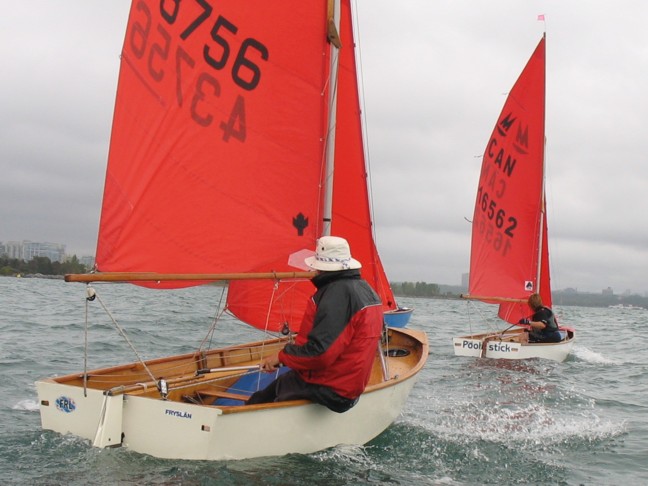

{"left": 518, "top": 293, "right": 562, "bottom": 343}
{"left": 246, "top": 235, "right": 384, "bottom": 413}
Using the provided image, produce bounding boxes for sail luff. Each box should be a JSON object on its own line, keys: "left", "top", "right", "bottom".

{"left": 536, "top": 35, "right": 549, "bottom": 308}
{"left": 536, "top": 32, "right": 548, "bottom": 295}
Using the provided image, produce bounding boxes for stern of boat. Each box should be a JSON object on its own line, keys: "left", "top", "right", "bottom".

{"left": 36, "top": 378, "right": 122, "bottom": 446}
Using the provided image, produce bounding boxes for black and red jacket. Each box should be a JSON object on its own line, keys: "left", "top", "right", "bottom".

{"left": 278, "top": 269, "right": 383, "bottom": 400}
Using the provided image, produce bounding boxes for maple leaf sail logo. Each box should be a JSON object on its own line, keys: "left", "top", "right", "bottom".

{"left": 293, "top": 213, "right": 309, "bottom": 236}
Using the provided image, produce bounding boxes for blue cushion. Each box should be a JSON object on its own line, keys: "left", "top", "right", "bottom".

{"left": 214, "top": 367, "right": 291, "bottom": 406}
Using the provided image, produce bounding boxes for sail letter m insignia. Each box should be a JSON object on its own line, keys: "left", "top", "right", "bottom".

{"left": 514, "top": 123, "right": 529, "bottom": 154}
{"left": 496, "top": 112, "right": 516, "bottom": 137}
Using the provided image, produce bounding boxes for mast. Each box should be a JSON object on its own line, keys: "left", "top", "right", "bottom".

{"left": 536, "top": 161, "right": 546, "bottom": 290}
{"left": 535, "top": 32, "right": 547, "bottom": 292}
{"left": 322, "top": 0, "right": 342, "bottom": 237}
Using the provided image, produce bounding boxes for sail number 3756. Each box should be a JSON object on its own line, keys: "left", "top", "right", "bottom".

{"left": 129, "top": 0, "right": 270, "bottom": 142}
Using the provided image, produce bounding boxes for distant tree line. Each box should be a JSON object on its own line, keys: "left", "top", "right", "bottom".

{"left": 0, "top": 255, "right": 88, "bottom": 276}
{"left": 391, "top": 281, "right": 441, "bottom": 297}
{"left": 390, "top": 281, "right": 648, "bottom": 309}
{"left": 553, "top": 290, "right": 648, "bottom": 308}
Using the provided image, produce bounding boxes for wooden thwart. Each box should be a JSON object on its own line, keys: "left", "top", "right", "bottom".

{"left": 197, "top": 389, "right": 250, "bottom": 403}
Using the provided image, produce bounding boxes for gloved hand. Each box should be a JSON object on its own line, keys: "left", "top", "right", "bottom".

{"left": 518, "top": 318, "right": 530, "bottom": 325}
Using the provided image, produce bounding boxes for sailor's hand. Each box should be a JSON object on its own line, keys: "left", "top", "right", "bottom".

{"left": 260, "top": 354, "right": 282, "bottom": 372}
{"left": 518, "top": 318, "right": 530, "bottom": 325}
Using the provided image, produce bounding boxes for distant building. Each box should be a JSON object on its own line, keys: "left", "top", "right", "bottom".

{"left": 602, "top": 287, "right": 614, "bottom": 296}
{"left": 25, "top": 241, "right": 66, "bottom": 262}
{"left": 0, "top": 240, "right": 66, "bottom": 263}
{"left": 461, "top": 272, "right": 469, "bottom": 289}
{"left": 2, "top": 241, "right": 24, "bottom": 259}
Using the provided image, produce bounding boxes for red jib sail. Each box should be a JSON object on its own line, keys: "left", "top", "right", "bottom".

{"left": 467, "top": 36, "right": 551, "bottom": 324}
{"left": 331, "top": 0, "right": 398, "bottom": 313}
{"left": 227, "top": 0, "right": 398, "bottom": 332}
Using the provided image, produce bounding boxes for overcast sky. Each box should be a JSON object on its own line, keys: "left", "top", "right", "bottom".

{"left": 2, "top": 1, "right": 647, "bottom": 294}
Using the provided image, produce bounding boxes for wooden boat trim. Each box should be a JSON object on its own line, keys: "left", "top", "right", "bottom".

{"left": 39, "top": 327, "right": 427, "bottom": 415}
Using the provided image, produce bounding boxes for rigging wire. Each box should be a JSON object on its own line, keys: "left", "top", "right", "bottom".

{"left": 350, "top": 0, "right": 376, "bottom": 243}
{"left": 197, "top": 284, "right": 228, "bottom": 351}
{"left": 465, "top": 298, "right": 505, "bottom": 335}
{"left": 84, "top": 285, "right": 156, "bottom": 384}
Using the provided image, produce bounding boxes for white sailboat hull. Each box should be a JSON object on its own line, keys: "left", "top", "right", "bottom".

{"left": 37, "top": 376, "right": 416, "bottom": 460}
{"left": 452, "top": 329, "right": 574, "bottom": 362}
{"left": 36, "top": 328, "right": 427, "bottom": 460}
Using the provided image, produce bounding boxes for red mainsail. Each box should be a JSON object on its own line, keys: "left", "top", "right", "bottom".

{"left": 96, "top": 1, "right": 397, "bottom": 332}
{"left": 97, "top": 2, "right": 328, "bottom": 279}
{"left": 467, "top": 36, "right": 551, "bottom": 324}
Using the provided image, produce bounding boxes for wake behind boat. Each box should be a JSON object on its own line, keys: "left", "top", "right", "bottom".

{"left": 35, "top": 0, "right": 428, "bottom": 460}
{"left": 453, "top": 35, "right": 575, "bottom": 362}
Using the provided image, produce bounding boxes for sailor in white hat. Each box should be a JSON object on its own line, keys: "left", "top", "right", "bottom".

{"left": 248, "top": 236, "right": 383, "bottom": 413}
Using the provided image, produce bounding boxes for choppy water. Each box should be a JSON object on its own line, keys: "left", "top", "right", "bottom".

{"left": 1, "top": 277, "right": 647, "bottom": 485}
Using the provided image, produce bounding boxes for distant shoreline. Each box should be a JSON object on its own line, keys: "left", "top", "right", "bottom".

{"left": 7, "top": 273, "right": 64, "bottom": 280}
{"left": 393, "top": 291, "right": 647, "bottom": 310}
{"left": 4, "top": 274, "right": 645, "bottom": 309}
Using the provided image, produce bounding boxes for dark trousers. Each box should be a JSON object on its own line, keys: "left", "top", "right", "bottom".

{"left": 529, "top": 330, "right": 563, "bottom": 343}
{"left": 247, "top": 369, "right": 358, "bottom": 413}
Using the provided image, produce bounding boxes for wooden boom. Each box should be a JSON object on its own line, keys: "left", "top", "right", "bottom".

{"left": 460, "top": 294, "right": 528, "bottom": 304}
{"left": 65, "top": 271, "right": 316, "bottom": 283}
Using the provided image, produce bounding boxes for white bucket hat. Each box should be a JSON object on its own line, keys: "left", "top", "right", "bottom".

{"left": 305, "top": 236, "right": 362, "bottom": 271}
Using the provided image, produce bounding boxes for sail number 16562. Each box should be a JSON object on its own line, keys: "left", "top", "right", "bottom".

{"left": 476, "top": 186, "right": 517, "bottom": 237}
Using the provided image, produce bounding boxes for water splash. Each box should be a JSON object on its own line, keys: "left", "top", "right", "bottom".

{"left": 572, "top": 345, "right": 620, "bottom": 365}
{"left": 12, "top": 399, "right": 39, "bottom": 412}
